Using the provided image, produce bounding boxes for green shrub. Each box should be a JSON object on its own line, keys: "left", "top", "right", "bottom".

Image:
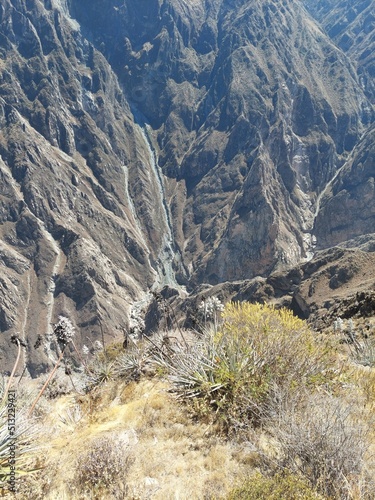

{"left": 162, "top": 302, "right": 338, "bottom": 432}
{"left": 227, "top": 472, "right": 323, "bottom": 499}
{"left": 96, "top": 341, "right": 124, "bottom": 363}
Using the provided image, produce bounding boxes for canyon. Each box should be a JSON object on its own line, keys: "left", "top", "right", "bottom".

{"left": 0, "top": 0, "right": 374, "bottom": 374}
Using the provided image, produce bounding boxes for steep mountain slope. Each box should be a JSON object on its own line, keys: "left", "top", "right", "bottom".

{"left": 0, "top": 0, "right": 373, "bottom": 375}
{"left": 314, "top": 124, "right": 375, "bottom": 248}
{"left": 72, "top": 0, "right": 372, "bottom": 284}
{"left": 0, "top": 0, "right": 182, "bottom": 374}
{"left": 302, "top": 0, "right": 375, "bottom": 249}
{"left": 302, "top": 0, "right": 375, "bottom": 102}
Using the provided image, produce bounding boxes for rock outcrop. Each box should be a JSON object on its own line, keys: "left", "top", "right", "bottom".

{"left": 146, "top": 243, "right": 375, "bottom": 334}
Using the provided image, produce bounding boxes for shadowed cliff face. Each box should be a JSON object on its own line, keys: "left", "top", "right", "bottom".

{"left": 0, "top": 0, "right": 373, "bottom": 374}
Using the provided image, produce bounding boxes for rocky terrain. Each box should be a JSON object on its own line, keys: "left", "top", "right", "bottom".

{"left": 303, "top": 0, "right": 375, "bottom": 102}
{"left": 0, "top": 0, "right": 374, "bottom": 375}
{"left": 142, "top": 241, "right": 375, "bottom": 335}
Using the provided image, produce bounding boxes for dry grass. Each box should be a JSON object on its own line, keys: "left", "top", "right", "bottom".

{"left": 13, "top": 379, "right": 245, "bottom": 499}
{"left": 73, "top": 435, "right": 133, "bottom": 499}
{"left": 351, "top": 366, "right": 375, "bottom": 408}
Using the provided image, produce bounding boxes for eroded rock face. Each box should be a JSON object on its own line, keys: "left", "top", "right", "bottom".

{"left": 0, "top": 0, "right": 374, "bottom": 375}
{"left": 145, "top": 243, "right": 375, "bottom": 334}
{"left": 302, "top": 0, "right": 375, "bottom": 104}
{"left": 314, "top": 125, "right": 375, "bottom": 248}
{"left": 71, "top": 0, "right": 372, "bottom": 284}
{"left": 0, "top": 0, "right": 180, "bottom": 374}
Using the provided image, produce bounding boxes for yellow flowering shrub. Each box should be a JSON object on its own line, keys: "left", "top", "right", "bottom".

{"left": 167, "top": 302, "right": 339, "bottom": 432}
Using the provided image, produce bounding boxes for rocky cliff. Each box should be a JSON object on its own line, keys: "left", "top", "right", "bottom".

{"left": 303, "top": 0, "right": 375, "bottom": 102}
{"left": 0, "top": 0, "right": 374, "bottom": 375}
{"left": 71, "top": 0, "right": 373, "bottom": 284}
{"left": 0, "top": 0, "right": 182, "bottom": 373}
{"left": 314, "top": 125, "right": 375, "bottom": 248}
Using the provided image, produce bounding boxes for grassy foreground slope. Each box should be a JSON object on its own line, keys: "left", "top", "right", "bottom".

{"left": 2, "top": 303, "right": 375, "bottom": 499}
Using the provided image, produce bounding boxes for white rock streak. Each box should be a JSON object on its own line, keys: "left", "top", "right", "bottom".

{"left": 40, "top": 222, "right": 63, "bottom": 336}
{"left": 136, "top": 123, "right": 178, "bottom": 288}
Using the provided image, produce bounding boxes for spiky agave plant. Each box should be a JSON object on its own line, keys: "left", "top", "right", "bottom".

{"left": 159, "top": 303, "right": 338, "bottom": 432}
{"left": 150, "top": 330, "right": 223, "bottom": 398}
{"left": 114, "top": 348, "right": 147, "bottom": 382}
{"left": 83, "top": 358, "right": 116, "bottom": 391}
{"left": 0, "top": 401, "right": 39, "bottom": 491}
